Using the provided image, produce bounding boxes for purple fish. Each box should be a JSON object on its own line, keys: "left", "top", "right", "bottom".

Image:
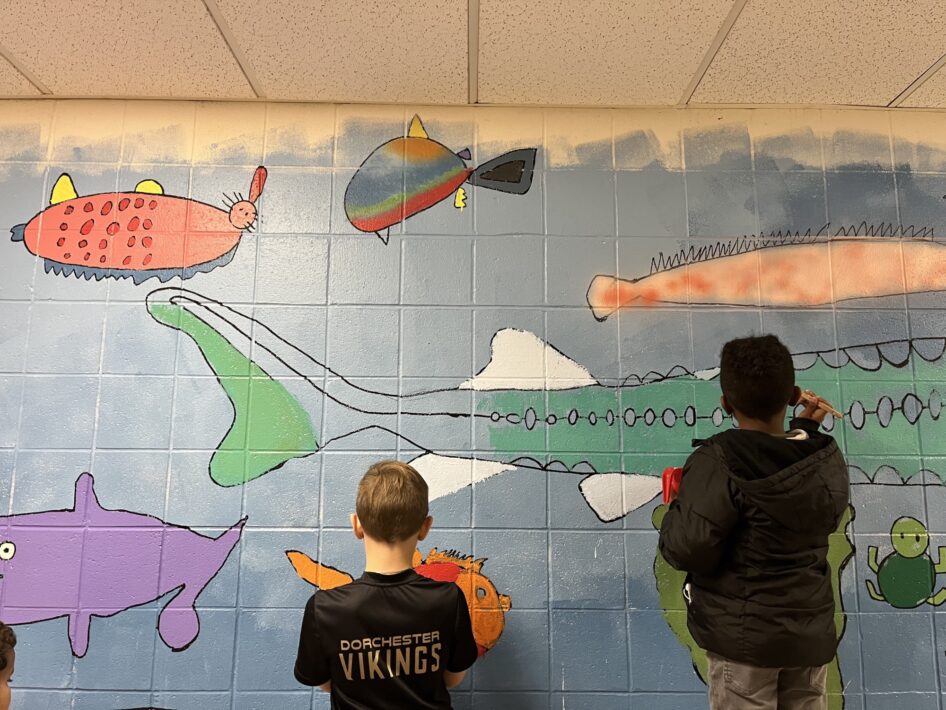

{"left": 0, "top": 473, "right": 245, "bottom": 657}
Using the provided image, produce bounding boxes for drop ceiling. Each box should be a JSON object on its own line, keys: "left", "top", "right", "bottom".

{"left": 2, "top": 0, "right": 946, "bottom": 108}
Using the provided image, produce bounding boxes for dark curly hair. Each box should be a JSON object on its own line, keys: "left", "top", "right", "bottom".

{"left": 0, "top": 622, "right": 15, "bottom": 671}
{"left": 719, "top": 335, "right": 795, "bottom": 420}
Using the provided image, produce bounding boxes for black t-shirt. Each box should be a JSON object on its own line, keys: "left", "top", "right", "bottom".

{"left": 294, "top": 569, "right": 478, "bottom": 709}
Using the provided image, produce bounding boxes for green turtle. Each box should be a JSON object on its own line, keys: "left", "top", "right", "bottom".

{"left": 866, "top": 516, "right": 946, "bottom": 608}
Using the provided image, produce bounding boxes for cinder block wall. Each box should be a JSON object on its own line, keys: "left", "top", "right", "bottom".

{"left": 1, "top": 100, "right": 943, "bottom": 708}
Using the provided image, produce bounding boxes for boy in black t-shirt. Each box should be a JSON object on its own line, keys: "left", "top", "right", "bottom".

{"left": 294, "top": 460, "right": 478, "bottom": 709}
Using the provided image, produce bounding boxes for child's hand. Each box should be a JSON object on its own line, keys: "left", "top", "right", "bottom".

{"left": 798, "top": 390, "right": 828, "bottom": 424}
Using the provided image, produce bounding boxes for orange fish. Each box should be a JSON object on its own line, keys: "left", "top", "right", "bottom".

{"left": 588, "top": 226, "right": 941, "bottom": 320}
{"left": 11, "top": 167, "right": 266, "bottom": 285}
{"left": 286, "top": 548, "right": 511, "bottom": 656}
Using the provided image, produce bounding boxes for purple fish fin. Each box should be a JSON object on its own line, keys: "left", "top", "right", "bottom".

{"left": 68, "top": 610, "right": 92, "bottom": 657}
{"left": 73, "top": 473, "right": 104, "bottom": 520}
{"left": 456, "top": 147, "right": 472, "bottom": 160}
{"left": 157, "top": 517, "right": 246, "bottom": 651}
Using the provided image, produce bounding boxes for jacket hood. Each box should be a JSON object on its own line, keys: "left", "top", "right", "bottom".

{"left": 708, "top": 428, "right": 848, "bottom": 535}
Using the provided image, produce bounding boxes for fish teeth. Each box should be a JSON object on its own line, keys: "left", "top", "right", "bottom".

{"left": 877, "top": 341, "right": 911, "bottom": 367}
{"left": 912, "top": 338, "right": 946, "bottom": 362}
{"left": 843, "top": 345, "right": 882, "bottom": 371}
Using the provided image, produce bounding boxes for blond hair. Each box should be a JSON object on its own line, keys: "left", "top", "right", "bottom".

{"left": 356, "top": 460, "right": 429, "bottom": 543}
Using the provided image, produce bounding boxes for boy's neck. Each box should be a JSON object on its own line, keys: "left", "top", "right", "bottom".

{"left": 733, "top": 408, "right": 789, "bottom": 436}
{"left": 363, "top": 535, "right": 418, "bottom": 575}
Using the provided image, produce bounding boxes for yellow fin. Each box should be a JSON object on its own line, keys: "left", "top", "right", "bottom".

{"left": 454, "top": 186, "right": 467, "bottom": 210}
{"left": 50, "top": 174, "right": 77, "bottom": 205}
{"left": 134, "top": 179, "right": 164, "bottom": 195}
{"left": 408, "top": 114, "right": 428, "bottom": 139}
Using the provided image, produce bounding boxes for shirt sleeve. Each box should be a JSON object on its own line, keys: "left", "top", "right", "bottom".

{"left": 294, "top": 595, "right": 331, "bottom": 686}
{"left": 658, "top": 447, "right": 740, "bottom": 576}
{"left": 447, "top": 588, "right": 479, "bottom": 672}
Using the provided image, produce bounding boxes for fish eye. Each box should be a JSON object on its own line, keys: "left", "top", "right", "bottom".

{"left": 0, "top": 542, "right": 15, "bottom": 560}
{"left": 476, "top": 586, "right": 487, "bottom": 600}
{"left": 917, "top": 534, "right": 922, "bottom": 542}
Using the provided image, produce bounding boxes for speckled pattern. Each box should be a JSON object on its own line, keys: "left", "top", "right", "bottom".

{"left": 903, "top": 68, "right": 946, "bottom": 109}
{"left": 214, "top": 0, "right": 468, "bottom": 102}
{"left": 0, "top": 54, "right": 39, "bottom": 96}
{"left": 693, "top": 0, "right": 946, "bottom": 105}
{"left": 478, "top": 0, "right": 734, "bottom": 105}
{"left": 0, "top": 0, "right": 253, "bottom": 98}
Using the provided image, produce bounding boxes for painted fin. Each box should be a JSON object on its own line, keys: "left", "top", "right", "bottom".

{"left": 50, "top": 174, "right": 77, "bottom": 205}
{"left": 157, "top": 517, "right": 245, "bottom": 651}
{"left": 408, "top": 114, "right": 428, "bottom": 139}
{"left": 286, "top": 551, "right": 354, "bottom": 590}
{"left": 134, "top": 179, "right": 164, "bottom": 195}
{"left": 454, "top": 186, "right": 467, "bottom": 210}
{"left": 579, "top": 473, "right": 663, "bottom": 523}
{"left": 457, "top": 147, "right": 472, "bottom": 160}
{"left": 10, "top": 224, "right": 25, "bottom": 242}
{"left": 376, "top": 229, "right": 390, "bottom": 245}
{"left": 467, "top": 148, "right": 537, "bottom": 195}
{"left": 68, "top": 609, "right": 93, "bottom": 657}
{"left": 248, "top": 166, "right": 267, "bottom": 203}
{"left": 73, "top": 472, "right": 102, "bottom": 520}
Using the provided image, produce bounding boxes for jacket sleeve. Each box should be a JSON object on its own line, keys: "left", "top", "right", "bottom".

{"left": 658, "top": 447, "right": 739, "bottom": 576}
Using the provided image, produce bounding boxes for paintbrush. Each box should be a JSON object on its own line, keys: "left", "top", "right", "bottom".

{"left": 799, "top": 389, "right": 844, "bottom": 419}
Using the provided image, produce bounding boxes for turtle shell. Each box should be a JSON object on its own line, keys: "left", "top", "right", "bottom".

{"left": 876, "top": 553, "right": 936, "bottom": 608}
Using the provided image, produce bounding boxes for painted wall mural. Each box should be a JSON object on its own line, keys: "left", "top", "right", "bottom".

{"left": 287, "top": 547, "right": 511, "bottom": 656}
{"left": 2, "top": 101, "right": 946, "bottom": 708}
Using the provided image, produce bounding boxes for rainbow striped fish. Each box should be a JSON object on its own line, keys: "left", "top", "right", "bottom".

{"left": 344, "top": 115, "right": 536, "bottom": 242}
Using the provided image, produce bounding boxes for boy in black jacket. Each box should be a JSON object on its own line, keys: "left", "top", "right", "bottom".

{"left": 659, "top": 335, "right": 849, "bottom": 710}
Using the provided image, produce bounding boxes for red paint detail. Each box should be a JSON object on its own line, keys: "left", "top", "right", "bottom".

{"left": 101, "top": 201, "right": 113, "bottom": 216}
{"left": 83, "top": 201, "right": 94, "bottom": 213}
{"left": 64, "top": 205, "right": 74, "bottom": 215}
{"left": 128, "top": 216, "right": 140, "bottom": 231}
{"left": 134, "top": 197, "right": 144, "bottom": 208}
{"left": 78, "top": 240, "right": 88, "bottom": 249}
{"left": 59, "top": 222, "right": 68, "bottom": 231}
{"left": 148, "top": 200, "right": 157, "bottom": 209}
{"left": 83, "top": 253, "right": 90, "bottom": 261}
{"left": 349, "top": 169, "right": 472, "bottom": 232}
{"left": 122, "top": 256, "right": 132, "bottom": 266}
{"left": 99, "top": 255, "right": 107, "bottom": 264}
{"left": 107, "top": 222, "right": 120, "bottom": 236}
{"left": 142, "top": 219, "right": 152, "bottom": 230}
{"left": 476, "top": 644, "right": 487, "bottom": 657}
{"left": 141, "top": 236, "right": 153, "bottom": 248}
{"left": 143, "top": 253, "right": 152, "bottom": 265}
{"left": 56, "top": 237, "right": 65, "bottom": 247}
{"left": 662, "top": 467, "right": 683, "bottom": 504}
{"left": 415, "top": 562, "right": 462, "bottom": 584}
{"left": 63, "top": 253, "right": 71, "bottom": 259}
{"left": 127, "top": 237, "right": 136, "bottom": 247}
{"left": 118, "top": 198, "right": 130, "bottom": 211}
{"left": 79, "top": 219, "right": 94, "bottom": 236}
{"left": 99, "top": 239, "right": 108, "bottom": 250}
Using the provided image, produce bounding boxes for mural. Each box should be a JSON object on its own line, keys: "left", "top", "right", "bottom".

{"left": 3, "top": 102, "right": 946, "bottom": 707}
{"left": 0, "top": 473, "right": 244, "bottom": 657}
{"left": 287, "top": 547, "right": 511, "bottom": 656}
{"left": 344, "top": 114, "right": 537, "bottom": 241}
{"left": 11, "top": 166, "right": 266, "bottom": 284}
{"left": 587, "top": 223, "right": 940, "bottom": 319}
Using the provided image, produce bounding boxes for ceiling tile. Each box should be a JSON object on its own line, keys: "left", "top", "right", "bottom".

{"left": 0, "top": 0, "right": 253, "bottom": 98}
{"left": 693, "top": 1, "right": 946, "bottom": 105}
{"left": 902, "top": 69, "right": 946, "bottom": 109}
{"left": 215, "top": 0, "right": 467, "bottom": 103}
{"left": 478, "top": 0, "right": 735, "bottom": 105}
{"left": 0, "top": 53, "right": 39, "bottom": 96}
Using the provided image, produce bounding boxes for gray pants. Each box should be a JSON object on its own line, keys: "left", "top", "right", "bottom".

{"left": 707, "top": 652, "right": 828, "bottom": 710}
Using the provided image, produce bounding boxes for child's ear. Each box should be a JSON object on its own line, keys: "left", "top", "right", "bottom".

{"left": 416, "top": 515, "right": 434, "bottom": 541}
{"left": 788, "top": 386, "right": 802, "bottom": 406}
{"left": 720, "top": 394, "right": 734, "bottom": 415}
{"left": 351, "top": 513, "right": 364, "bottom": 540}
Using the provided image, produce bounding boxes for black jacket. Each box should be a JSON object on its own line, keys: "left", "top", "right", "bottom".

{"left": 658, "top": 418, "right": 849, "bottom": 668}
